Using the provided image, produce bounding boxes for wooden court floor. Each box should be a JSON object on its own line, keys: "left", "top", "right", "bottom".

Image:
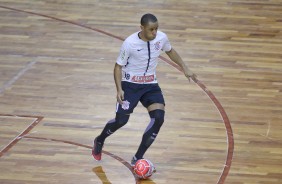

{"left": 0, "top": 0, "right": 281, "bottom": 183}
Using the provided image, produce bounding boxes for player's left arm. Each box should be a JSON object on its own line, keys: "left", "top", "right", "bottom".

{"left": 165, "top": 48, "right": 197, "bottom": 82}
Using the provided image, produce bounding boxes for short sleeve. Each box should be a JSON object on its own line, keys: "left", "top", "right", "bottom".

{"left": 162, "top": 33, "right": 172, "bottom": 52}
{"left": 116, "top": 41, "right": 130, "bottom": 66}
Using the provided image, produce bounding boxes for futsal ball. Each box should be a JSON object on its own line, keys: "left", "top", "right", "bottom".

{"left": 133, "top": 159, "right": 155, "bottom": 179}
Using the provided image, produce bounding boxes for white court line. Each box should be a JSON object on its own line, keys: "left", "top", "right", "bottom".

{"left": 266, "top": 121, "right": 271, "bottom": 137}
{"left": 0, "top": 60, "right": 37, "bottom": 94}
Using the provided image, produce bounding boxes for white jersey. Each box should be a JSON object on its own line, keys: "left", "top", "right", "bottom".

{"left": 116, "top": 31, "right": 172, "bottom": 84}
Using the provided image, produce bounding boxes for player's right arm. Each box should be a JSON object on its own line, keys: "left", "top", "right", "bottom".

{"left": 115, "top": 40, "right": 130, "bottom": 105}
{"left": 114, "top": 63, "right": 124, "bottom": 104}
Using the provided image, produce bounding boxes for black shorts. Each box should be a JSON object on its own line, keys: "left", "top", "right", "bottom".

{"left": 116, "top": 81, "right": 165, "bottom": 114}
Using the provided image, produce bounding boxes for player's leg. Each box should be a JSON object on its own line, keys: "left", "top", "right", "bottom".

{"left": 92, "top": 113, "right": 130, "bottom": 161}
{"left": 133, "top": 104, "right": 165, "bottom": 163}
{"left": 132, "top": 83, "right": 165, "bottom": 165}
{"left": 92, "top": 81, "right": 140, "bottom": 161}
{"left": 96, "top": 113, "right": 130, "bottom": 143}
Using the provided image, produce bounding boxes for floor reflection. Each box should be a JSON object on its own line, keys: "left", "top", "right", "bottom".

{"left": 93, "top": 166, "right": 112, "bottom": 184}
{"left": 92, "top": 165, "right": 157, "bottom": 184}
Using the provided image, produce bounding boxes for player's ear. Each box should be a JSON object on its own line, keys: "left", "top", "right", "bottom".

{"left": 140, "top": 25, "right": 144, "bottom": 31}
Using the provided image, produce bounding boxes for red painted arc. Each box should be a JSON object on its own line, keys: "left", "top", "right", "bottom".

{"left": 0, "top": 5, "right": 234, "bottom": 184}
{"left": 160, "top": 56, "right": 234, "bottom": 184}
{"left": 23, "top": 136, "right": 141, "bottom": 183}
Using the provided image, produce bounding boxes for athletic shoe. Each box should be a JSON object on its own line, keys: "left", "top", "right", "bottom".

{"left": 92, "top": 137, "right": 103, "bottom": 161}
{"left": 131, "top": 156, "right": 138, "bottom": 167}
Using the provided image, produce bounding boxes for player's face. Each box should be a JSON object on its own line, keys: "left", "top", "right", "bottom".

{"left": 141, "top": 21, "right": 158, "bottom": 41}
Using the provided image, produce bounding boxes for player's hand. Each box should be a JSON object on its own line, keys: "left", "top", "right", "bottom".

{"left": 116, "top": 90, "right": 124, "bottom": 105}
{"left": 185, "top": 69, "right": 197, "bottom": 82}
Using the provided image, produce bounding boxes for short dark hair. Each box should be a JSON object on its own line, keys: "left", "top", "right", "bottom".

{"left": 140, "top": 13, "right": 158, "bottom": 26}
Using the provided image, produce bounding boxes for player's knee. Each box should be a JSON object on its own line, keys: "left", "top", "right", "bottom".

{"left": 149, "top": 109, "right": 165, "bottom": 127}
{"left": 115, "top": 113, "right": 130, "bottom": 127}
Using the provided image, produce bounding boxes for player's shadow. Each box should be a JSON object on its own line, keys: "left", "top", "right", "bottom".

{"left": 136, "top": 178, "right": 157, "bottom": 184}
{"left": 93, "top": 166, "right": 157, "bottom": 184}
{"left": 92, "top": 166, "right": 112, "bottom": 184}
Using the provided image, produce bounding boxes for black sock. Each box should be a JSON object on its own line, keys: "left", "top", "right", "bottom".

{"left": 135, "top": 127, "right": 157, "bottom": 159}
{"left": 97, "top": 113, "right": 130, "bottom": 143}
{"left": 97, "top": 119, "right": 116, "bottom": 143}
{"left": 135, "top": 110, "right": 165, "bottom": 159}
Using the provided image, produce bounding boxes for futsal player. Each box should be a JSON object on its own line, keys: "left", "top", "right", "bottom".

{"left": 92, "top": 13, "right": 197, "bottom": 166}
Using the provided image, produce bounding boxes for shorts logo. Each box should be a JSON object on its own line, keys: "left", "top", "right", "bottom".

{"left": 121, "top": 100, "right": 130, "bottom": 110}
{"left": 154, "top": 41, "right": 161, "bottom": 50}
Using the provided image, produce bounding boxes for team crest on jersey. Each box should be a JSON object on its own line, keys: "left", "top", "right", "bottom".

{"left": 154, "top": 41, "right": 161, "bottom": 50}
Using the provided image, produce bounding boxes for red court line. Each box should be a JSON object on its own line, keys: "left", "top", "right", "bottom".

{"left": 0, "top": 5, "right": 234, "bottom": 184}
{"left": 160, "top": 57, "right": 234, "bottom": 184}
{"left": 0, "top": 114, "right": 44, "bottom": 157}
{"left": 0, "top": 5, "right": 124, "bottom": 41}
{"left": 23, "top": 136, "right": 141, "bottom": 183}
